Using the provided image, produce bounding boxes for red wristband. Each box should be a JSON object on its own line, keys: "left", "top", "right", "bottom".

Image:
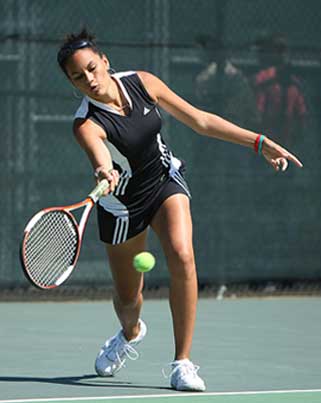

{"left": 254, "top": 134, "right": 262, "bottom": 154}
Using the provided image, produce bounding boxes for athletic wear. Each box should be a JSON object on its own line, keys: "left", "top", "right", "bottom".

{"left": 97, "top": 178, "right": 187, "bottom": 244}
{"left": 74, "top": 71, "right": 190, "bottom": 244}
{"left": 95, "top": 319, "right": 147, "bottom": 377}
{"left": 168, "top": 359, "right": 206, "bottom": 391}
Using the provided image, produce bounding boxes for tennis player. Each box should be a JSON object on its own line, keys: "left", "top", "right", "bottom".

{"left": 57, "top": 29, "right": 303, "bottom": 392}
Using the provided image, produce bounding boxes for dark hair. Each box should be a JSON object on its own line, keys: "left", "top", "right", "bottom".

{"left": 57, "top": 28, "right": 102, "bottom": 75}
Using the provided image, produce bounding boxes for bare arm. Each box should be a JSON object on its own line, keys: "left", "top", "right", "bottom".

{"left": 73, "top": 119, "right": 119, "bottom": 191}
{"left": 138, "top": 71, "right": 303, "bottom": 171}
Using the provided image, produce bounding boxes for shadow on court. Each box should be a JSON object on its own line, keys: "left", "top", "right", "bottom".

{"left": 0, "top": 374, "right": 172, "bottom": 390}
{"left": 1, "top": 299, "right": 321, "bottom": 400}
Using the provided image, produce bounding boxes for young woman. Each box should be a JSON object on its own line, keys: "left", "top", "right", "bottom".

{"left": 57, "top": 29, "right": 302, "bottom": 392}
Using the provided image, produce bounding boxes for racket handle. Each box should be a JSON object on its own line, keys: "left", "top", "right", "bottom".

{"left": 89, "top": 179, "right": 110, "bottom": 202}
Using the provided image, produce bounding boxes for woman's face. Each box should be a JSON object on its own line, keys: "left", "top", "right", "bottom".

{"left": 65, "top": 48, "right": 111, "bottom": 98}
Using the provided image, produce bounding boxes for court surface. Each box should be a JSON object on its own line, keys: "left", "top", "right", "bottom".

{"left": 1, "top": 298, "right": 321, "bottom": 402}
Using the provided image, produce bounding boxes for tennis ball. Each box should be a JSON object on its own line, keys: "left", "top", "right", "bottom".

{"left": 133, "top": 252, "right": 155, "bottom": 273}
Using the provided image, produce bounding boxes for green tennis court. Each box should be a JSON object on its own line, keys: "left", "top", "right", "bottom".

{"left": 1, "top": 298, "right": 321, "bottom": 403}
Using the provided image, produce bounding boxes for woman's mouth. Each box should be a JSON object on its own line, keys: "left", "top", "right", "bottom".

{"left": 90, "top": 85, "right": 99, "bottom": 93}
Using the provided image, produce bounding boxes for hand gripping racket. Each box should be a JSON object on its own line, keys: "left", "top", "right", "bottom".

{"left": 20, "top": 179, "right": 109, "bottom": 290}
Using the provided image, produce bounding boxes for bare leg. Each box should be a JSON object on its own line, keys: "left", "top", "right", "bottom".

{"left": 151, "top": 194, "right": 197, "bottom": 360}
{"left": 106, "top": 229, "right": 148, "bottom": 341}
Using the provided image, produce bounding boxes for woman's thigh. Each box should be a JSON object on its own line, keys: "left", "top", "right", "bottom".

{"left": 150, "top": 193, "right": 195, "bottom": 272}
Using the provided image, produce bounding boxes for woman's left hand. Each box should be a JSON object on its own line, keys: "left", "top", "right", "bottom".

{"left": 261, "top": 137, "right": 303, "bottom": 172}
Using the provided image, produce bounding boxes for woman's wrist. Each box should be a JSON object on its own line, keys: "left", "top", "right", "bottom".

{"left": 254, "top": 134, "right": 266, "bottom": 155}
{"left": 94, "top": 166, "right": 113, "bottom": 179}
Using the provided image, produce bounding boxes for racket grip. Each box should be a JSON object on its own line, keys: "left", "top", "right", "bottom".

{"left": 89, "top": 179, "right": 109, "bottom": 202}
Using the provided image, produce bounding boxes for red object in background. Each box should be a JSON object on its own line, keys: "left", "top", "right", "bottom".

{"left": 254, "top": 66, "right": 307, "bottom": 144}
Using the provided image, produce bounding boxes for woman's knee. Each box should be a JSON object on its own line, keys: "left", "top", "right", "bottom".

{"left": 167, "top": 244, "right": 196, "bottom": 278}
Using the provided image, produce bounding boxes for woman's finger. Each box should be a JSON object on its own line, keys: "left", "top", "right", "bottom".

{"left": 286, "top": 153, "right": 303, "bottom": 168}
{"left": 271, "top": 159, "right": 280, "bottom": 171}
{"left": 112, "top": 169, "right": 120, "bottom": 186}
{"left": 106, "top": 172, "right": 116, "bottom": 192}
{"left": 277, "top": 158, "right": 288, "bottom": 172}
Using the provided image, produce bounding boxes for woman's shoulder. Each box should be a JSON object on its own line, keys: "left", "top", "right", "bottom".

{"left": 136, "top": 70, "right": 158, "bottom": 84}
{"left": 74, "top": 97, "right": 89, "bottom": 120}
{"left": 136, "top": 71, "right": 160, "bottom": 103}
{"left": 114, "top": 70, "right": 158, "bottom": 104}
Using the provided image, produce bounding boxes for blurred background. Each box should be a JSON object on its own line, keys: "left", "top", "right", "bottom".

{"left": 0, "top": 0, "right": 320, "bottom": 297}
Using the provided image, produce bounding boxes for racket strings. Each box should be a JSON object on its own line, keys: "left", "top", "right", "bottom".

{"left": 24, "top": 211, "right": 78, "bottom": 287}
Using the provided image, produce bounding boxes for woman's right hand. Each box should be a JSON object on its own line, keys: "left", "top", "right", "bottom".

{"left": 94, "top": 166, "right": 120, "bottom": 194}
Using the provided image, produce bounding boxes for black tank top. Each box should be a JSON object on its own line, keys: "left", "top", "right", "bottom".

{"left": 74, "top": 71, "right": 190, "bottom": 210}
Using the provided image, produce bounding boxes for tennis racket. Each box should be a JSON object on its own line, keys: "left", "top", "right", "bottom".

{"left": 20, "top": 179, "right": 109, "bottom": 290}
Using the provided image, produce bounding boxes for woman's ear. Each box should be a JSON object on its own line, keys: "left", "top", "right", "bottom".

{"left": 102, "top": 54, "right": 110, "bottom": 70}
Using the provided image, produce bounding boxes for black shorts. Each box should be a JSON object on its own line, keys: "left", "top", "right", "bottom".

{"left": 97, "top": 178, "right": 191, "bottom": 245}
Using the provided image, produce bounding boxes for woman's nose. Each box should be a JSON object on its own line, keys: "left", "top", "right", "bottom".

{"left": 85, "top": 71, "right": 94, "bottom": 83}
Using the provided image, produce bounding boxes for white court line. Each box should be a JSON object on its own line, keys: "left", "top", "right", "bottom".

{"left": 1, "top": 389, "right": 321, "bottom": 403}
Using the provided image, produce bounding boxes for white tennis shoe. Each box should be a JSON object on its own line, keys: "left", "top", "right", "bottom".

{"left": 95, "top": 319, "right": 147, "bottom": 377}
{"left": 166, "top": 358, "right": 206, "bottom": 391}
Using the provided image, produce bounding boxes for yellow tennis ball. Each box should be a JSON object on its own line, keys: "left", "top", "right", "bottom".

{"left": 133, "top": 252, "right": 155, "bottom": 273}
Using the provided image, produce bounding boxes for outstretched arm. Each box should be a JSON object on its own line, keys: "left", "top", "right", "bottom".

{"left": 138, "top": 71, "right": 303, "bottom": 171}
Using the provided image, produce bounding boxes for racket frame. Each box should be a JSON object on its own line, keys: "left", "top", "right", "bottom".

{"left": 20, "top": 179, "right": 109, "bottom": 289}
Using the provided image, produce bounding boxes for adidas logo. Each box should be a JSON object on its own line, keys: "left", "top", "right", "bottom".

{"left": 143, "top": 107, "right": 151, "bottom": 116}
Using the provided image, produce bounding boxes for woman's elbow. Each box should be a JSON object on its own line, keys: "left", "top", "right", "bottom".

{"left": 193, "top": 113, "right": 210, "bottom": 136}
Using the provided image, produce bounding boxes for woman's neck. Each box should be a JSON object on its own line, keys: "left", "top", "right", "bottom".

{"left": 102, "top": 76, "right": 127, "bottom": 109}
{"left": 89, "top": 76, "right": 129, "bottom": 114}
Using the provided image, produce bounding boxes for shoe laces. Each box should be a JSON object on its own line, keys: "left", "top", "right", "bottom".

{"left": 162, "top": 359, "right": 200, "bottom": 379}
{"left": 106, "top": 333, "right": 140, "bottom": 369}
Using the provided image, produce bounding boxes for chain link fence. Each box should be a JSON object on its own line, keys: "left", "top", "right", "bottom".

{"left": 1, "top": 0, "right": 320, "bottom": 296}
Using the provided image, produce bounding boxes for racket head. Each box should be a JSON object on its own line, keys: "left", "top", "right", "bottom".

{"left": 21, "top": 208, "right": 81, "bottom": 289}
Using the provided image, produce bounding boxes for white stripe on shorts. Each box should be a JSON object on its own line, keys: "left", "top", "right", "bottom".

{"left": 112, "top": 216, "right": 129, "bottom": 245}
{"left": 99, "top": 195, "right": 130, "bottom": 244}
